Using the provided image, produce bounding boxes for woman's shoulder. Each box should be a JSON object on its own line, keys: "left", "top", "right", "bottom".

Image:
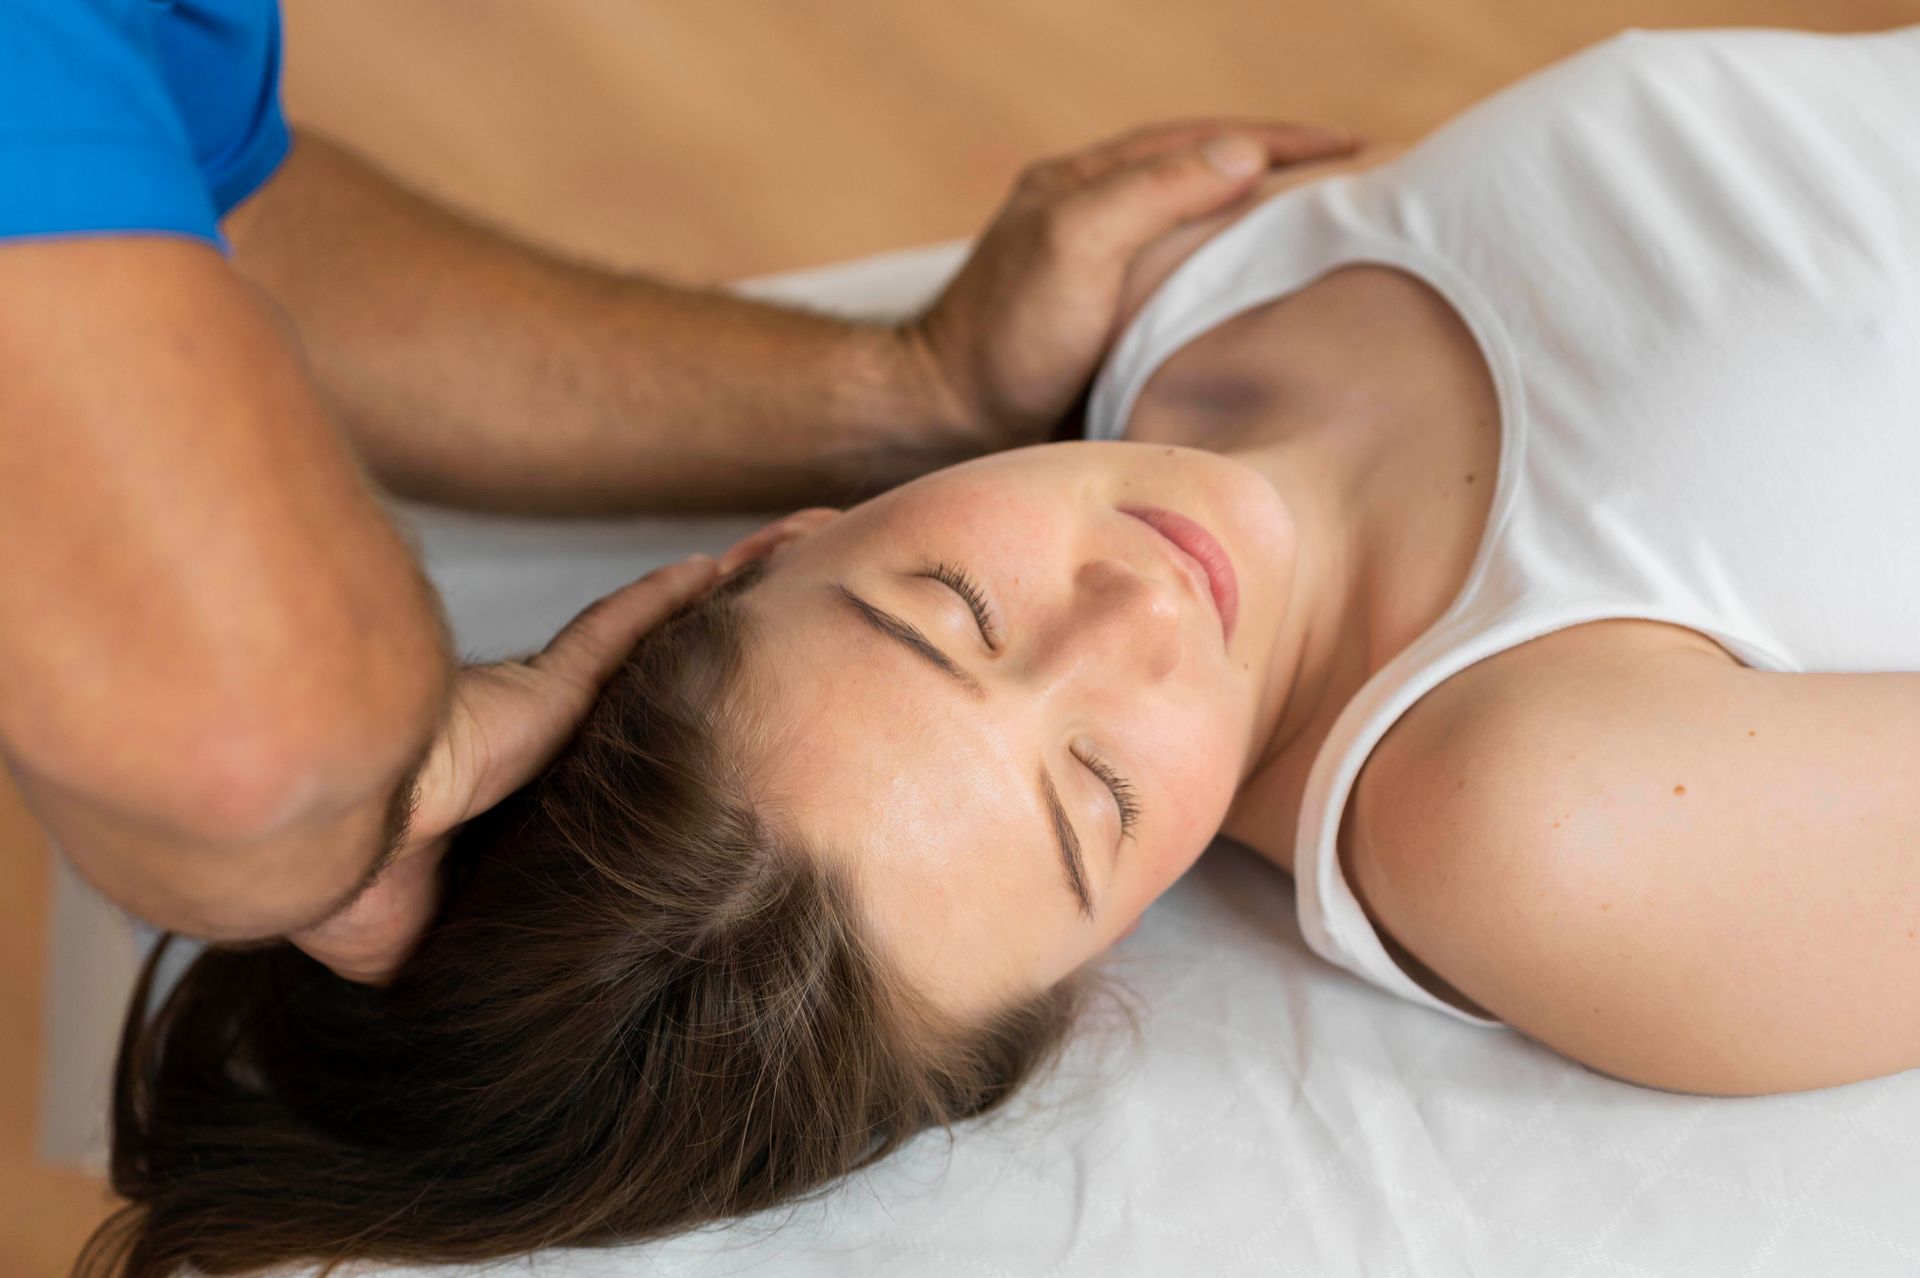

{"left": 1341, "top": 618, "right": 1733, "bottom": 1029}
{"left": 1357, "top": 618, "right": 1739, "bottom": 844}
{"left": 1351, "top": 615, "right": 1920, "bottom": 1094}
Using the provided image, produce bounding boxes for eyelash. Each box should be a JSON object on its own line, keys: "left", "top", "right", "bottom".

{"left": 1077, "top": 749, "right": 1143, "bottom": 838}
{"left": 921, "top": 559, "right": 1143, "bottom": 838}
{"left": 922, "top": 560, "right": 999, "bottom": 647}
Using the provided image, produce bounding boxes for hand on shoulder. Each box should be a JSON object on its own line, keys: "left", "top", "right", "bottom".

{"left": 1113, "top": 140, "right": 1410, "bottom": 331}
{"left": 908, "top": 120, "right": 1366, "bottom": 447}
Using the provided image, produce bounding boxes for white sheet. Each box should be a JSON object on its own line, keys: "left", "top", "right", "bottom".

{"left": 42, "top": 241, "right": 1920, "bottom": 1278}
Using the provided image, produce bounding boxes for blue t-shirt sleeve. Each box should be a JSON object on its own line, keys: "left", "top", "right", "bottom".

{"left": 0, "top": 0, "right": 291, "bottom": 247}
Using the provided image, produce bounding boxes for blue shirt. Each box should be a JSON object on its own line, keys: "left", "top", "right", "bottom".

{"left": 0, "top": 0, "right": 291, "bottom": 247}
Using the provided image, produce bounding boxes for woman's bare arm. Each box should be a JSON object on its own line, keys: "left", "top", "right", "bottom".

{"left": 1353, "top": 638, "right": 1920, "bottom": 1097}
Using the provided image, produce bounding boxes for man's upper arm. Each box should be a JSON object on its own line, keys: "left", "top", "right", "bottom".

{"left": 0, "top": 236, "right": 447, "bottom": 839}
{"left": 1354, "top": 648, "right": 1920, "bottom": 1097}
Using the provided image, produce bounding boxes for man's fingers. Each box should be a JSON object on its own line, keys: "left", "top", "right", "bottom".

{"left": 531, "top": 554, "right": 719, "bottom": 691}
{"left": 1054, "top": 131, "right": 1333, "bottom": 260}
{"left": 1069, "top": 120, "right": 1359, "bottom": 183}
{"left": 717, "top": 527, "right": 783, "bottom": 575}
{"left": 717, "top": 507, "right": 839, "bottom": 574}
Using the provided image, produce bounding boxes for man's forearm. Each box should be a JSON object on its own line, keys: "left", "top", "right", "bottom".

{"left": 226, "top": 132, "right": 974, "bottom": 517}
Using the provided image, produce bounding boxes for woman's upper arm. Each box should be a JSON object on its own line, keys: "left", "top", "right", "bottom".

{"left": 1352, "top": 650, "right": 1920, "bottom": 1096}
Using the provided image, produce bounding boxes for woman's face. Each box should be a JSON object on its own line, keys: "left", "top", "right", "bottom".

{"left": 738, "top": 441, "right": 1296, "bottom": 1017}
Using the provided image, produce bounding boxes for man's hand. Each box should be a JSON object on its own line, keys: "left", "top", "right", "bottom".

{"left": 287, "top": 554, "right": 722, "bottom": 984}
{"left": 910, "top": 121, "right": 1359, "bottom": 445}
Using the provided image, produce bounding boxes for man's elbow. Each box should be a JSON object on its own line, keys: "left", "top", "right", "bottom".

{"left": 2, "top": 639, "right": 444, "bottom": 940}
{"left": 187, "top": 636, "right": 449, "bottom": 844}
{"left": 8, "top": 617, "right": 447, "bottom": 849}
{"left": 179, "top": 704, "right": 423, "bottom": 846}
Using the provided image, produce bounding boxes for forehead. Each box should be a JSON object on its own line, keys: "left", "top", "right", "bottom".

{"left": 739, "top": 581, "right": 1070, "bottom": 1007}
{"left": 787, "top": 444, "right": 1104, "bottom": 558}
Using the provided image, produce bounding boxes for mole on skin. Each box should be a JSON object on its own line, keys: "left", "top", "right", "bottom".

{"left": 1673, "top": 784, "right": 1686, "bottom": 796}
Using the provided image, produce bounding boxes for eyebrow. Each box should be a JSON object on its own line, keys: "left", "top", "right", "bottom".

{"left": 834, "top": 584, "right": 1096, "bottom": 920}
{"left": 1038, "top": 770, "right": 1097, "bottom": 921}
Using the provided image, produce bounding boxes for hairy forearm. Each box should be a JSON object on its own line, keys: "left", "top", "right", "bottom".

{"left": 226, "top": 132, "right": 972, "bottom": 517}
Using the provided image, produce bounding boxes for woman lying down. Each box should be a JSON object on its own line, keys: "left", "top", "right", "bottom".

{"left": 89, "top": 23, "right": 1920, "bottom": 1277}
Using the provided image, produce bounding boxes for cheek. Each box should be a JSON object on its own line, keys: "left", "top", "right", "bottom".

{"left": 1136, "top": 707, "right": 1241, "bottom": 881}
{"left": 1149, "top": 682, "right": 1241, "bottom": 795}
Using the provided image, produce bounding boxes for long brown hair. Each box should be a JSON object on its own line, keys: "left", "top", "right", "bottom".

{"left": 76, "top": 563, "right": 1092, "bottom": 1277}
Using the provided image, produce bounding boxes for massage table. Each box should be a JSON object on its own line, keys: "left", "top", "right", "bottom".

{"left": 39, "top": 242, "right": 1920, "bottom": 1277}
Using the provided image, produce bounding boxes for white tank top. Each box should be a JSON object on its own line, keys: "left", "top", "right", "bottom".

{"left": 1083, "top": 25, "right": 1920, "bottom": 1027}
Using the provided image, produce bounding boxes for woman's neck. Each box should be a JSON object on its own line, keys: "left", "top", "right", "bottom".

{"left": 1123, "top": 264, "right": 1502, "bottom": 872}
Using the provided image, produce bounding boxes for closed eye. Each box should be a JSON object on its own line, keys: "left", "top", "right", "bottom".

{"left": 914, "top": 562, "right": 1142, "bottom": 840}
{"left": 919, "top": 561, "right": 999, "bottom": 647}
{"left": 1075, "top": 748, "right": 1142, "bottom": 839}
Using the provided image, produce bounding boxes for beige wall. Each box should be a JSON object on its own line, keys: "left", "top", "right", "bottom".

{"left": 278, "top": 0, "right": 1913, "bottom": 280}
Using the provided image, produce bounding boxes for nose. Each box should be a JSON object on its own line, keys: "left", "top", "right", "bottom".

{"left": 1044, "top": 556, "right": 1185, "bottom": 686}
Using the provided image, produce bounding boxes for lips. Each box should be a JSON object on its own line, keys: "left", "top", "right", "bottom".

{"left": 1120, "top": 505, "right": 1240, "bottom": 643}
